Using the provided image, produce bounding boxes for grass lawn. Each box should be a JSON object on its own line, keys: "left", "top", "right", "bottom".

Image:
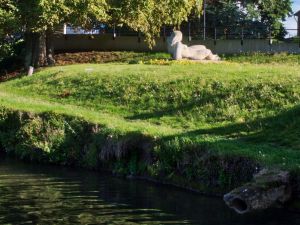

{"left": 1, "top": 58, "right": 300, "bottom": 170}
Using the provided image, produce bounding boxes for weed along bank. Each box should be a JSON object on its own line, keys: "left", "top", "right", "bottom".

{"left": 1, "top": 57, "right": 300, "bottom": 219}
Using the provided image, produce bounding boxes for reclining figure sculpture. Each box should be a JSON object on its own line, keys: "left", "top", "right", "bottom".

{"left": 167, "top": 31, "right": 220, "bottom": 61}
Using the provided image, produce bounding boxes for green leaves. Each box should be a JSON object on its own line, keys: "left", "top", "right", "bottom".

{"left": 1, "top": 0, "right": 202, "bottom": 46}
{"left": 110, "top": 0, "right": 200, "bottom": 46}
{"left": 3, "top": 0, "right": 108, "bottom": 33}
{"left": 67, "top": 0, "right": 109, "bottom": 29}
{"left": 0, "top": 0, "right": 19, "bottom": 37}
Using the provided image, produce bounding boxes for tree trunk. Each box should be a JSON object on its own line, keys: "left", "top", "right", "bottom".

{"left": 24, "top": 32, "right": 33, "bottom": 69}
{"left": 36, "top": 32, "right": 47, "bottom": 67}
{"left": 46, "top": 29, "right": 55, "bottom": 65}
{"left": 24, "top": 31, "right": 48, "bottom": 70}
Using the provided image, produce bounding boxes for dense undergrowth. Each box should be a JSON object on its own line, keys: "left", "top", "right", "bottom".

{"left": 1, "top": 56, "right": 300, "bottom": 193}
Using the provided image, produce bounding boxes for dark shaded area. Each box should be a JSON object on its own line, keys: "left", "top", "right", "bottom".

{"left": 231, "top": 198, "right": 248, "bottom": 213}
{"left": 0, "top": 40, "right": 25, "bottom": 79}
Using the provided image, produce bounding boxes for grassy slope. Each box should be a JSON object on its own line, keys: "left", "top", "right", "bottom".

{"left": 1, "top": 60, "right": 300, "bottom": 169}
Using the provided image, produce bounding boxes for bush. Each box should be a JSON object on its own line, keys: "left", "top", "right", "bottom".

{"left": 0, "top": 39, "right": 24, "bottom": 76}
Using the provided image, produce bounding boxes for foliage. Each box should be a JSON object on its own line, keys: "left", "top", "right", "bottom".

{"left": 0, "top": 0, "right": 19, "bottom": 37}
{"left": 204, "top": 0, "right": 292, "bottom": 39}
{"left": 0, "top": 0, "right": 21, "bottom": 67}
{"left": 109, "top": 0, "right": 201, "bottom": 46}
{"left": 0, "top": 0, "right": 201, "bottom": 50}
{"left": 251, "top": 0, "right": 292, "bottom": 39}
{"left": 12, "top": 0, "right": 108, "bottom": 33}
{"left": 0, "top": 40, "right": 24, "bottom": 76}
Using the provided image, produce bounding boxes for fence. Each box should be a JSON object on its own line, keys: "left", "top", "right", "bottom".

{"left": 55, "top": 25, "right": 300, "bottom": 54}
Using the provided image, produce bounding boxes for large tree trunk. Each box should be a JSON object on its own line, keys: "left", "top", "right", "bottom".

{"left": 24, "top": 32, "right": 33, "bottom": 69}
{"left": 46, "top": 29, "right": 56, "bottom": 66}
{"left": 24, "top": 30, "right": 56, "bottom": 75}
{"left": 30, "top": 32, "right": 47, "bottom": 67}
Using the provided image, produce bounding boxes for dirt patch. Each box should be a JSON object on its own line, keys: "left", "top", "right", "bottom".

{"left": 0, "top": 70, "right": 23, "bottom": 83}
{"left": 54, "top": 51, "right": 139, "bottom": 65}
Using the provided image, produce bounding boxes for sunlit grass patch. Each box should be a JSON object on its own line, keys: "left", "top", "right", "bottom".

{"left": 1, "top": 61, "right": 300, "bottom": 169}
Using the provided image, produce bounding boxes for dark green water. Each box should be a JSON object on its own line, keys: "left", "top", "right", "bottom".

{"left": 0, "top": 158, "right": 299, "bottom": 225}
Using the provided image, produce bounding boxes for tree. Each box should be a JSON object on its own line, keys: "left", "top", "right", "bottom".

{"left": 0, "top": 0, "right": 20, "bottom": 62}
{"left": 109, "top": 0, "right": 202, "bottom": 46}
{"left": 17, "top": 0, "right": 108, "bottom": 68}
{"left": 1, "top": 0, "right": 202, "bottom": 70}
{"left": 202, "top": 0, "right": 292, "bottom": 39}
{"left": 251, "top": 0, "right": 292, "bottom": 38}
{"left": 0, "top": 0, "right": 108, "bottom": 69}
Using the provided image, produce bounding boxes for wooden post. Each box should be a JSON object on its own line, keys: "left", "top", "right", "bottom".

{"left": 203, "top": 0, "right": 206, "bottom": 40}
{"left": 138, "top": 31, "right": 141, "bottom": 43}
{"left": 241, "top": 27, "right": 244, "bottom": 46}
{"left": 188, "top": 21, "right": 192, "bottom": 42}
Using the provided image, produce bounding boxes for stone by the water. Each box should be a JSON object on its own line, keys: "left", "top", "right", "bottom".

{"left": 223, "top": 169, "right": 292, "bottom": 214}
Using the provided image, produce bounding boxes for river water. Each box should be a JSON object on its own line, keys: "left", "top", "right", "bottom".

{"left": 0, "top": 158, "right": 299, "bottom": 225}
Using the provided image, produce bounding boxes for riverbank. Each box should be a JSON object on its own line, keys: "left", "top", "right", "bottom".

{"left": 1, "top": 59, "right": 300, "bottom": 209}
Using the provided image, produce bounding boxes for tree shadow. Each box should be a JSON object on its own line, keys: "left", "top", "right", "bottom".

{"left": 126, "top": 90, "right": 235, "bottom": 121}
{"left": 162, "top": 105, "right": 300, "bottom": 150}
{"left": 126, "top": 101, "right": 199, "bottom": 121}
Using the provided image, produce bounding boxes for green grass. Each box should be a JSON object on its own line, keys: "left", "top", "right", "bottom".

{"left": 223, "top": 52, "right": 300, "bottom": 64}
{"left": 1, "top": 60, "right": 300, "bottom": 169}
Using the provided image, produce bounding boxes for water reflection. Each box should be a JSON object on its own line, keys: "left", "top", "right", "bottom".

{"left": 0, "top": 158, "right": 299, "bottom": 225}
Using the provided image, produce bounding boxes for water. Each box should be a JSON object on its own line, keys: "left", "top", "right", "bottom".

{"left": 0, "top": 158, "right": 299, "bottom": 225}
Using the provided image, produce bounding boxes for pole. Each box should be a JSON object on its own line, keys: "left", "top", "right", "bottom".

{"left": 188, "top": 21, "right": 191, "bottom": 42}
{"left": 203, "top": 0, "right": 206, "bottom": 40}
{"left": 214, "top": 27, "right": 217, "bottom": 46}
{"left": 113, "top": 24, "right": 116, "bottom": 40}
{"left": 241, "top": 27, "right": 244, "bottom": 46}
{"left": 163, "top": 25, "right": 166, "bottom": 42}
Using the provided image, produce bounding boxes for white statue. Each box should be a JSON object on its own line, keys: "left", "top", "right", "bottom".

{"left": 167, "top": 31, "right": 220, "bottom": 61}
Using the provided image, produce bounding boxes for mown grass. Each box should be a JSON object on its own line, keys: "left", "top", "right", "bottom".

{"left": 1, "top": 60, "right": 300, "bottom": 169}
{"left": 223, "top": 52, "right": 300, "bottom": 64}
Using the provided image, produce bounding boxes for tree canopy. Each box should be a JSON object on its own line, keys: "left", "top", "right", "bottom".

{"left": 108, "top": 0, "right": 202, "bottom": 45}
{"left": 204, "top": 0, "right": 292, "bottom": 38}
{"left": 0, "top": 0, "right": 293, "bottom": 69}
{"left": 1, "top": 0, "right": 202, "bottom": 68}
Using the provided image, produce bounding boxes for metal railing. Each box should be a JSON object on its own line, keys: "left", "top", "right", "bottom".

{"left": 64, "top": 24, "right": 300, "bottom": 46}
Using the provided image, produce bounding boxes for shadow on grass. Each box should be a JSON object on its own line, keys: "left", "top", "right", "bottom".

{"left": 160, "top": 105, "right": 300, "bottom": 150}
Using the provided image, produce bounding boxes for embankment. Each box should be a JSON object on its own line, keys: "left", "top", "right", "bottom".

{"left": 1, "top": 62, "right": 300, "bottom": 212}
{"left": 0, "top": 108, "right": 259, "bottom": 195}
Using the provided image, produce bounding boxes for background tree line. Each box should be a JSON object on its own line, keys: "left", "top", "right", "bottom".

{"left": 0, "top": 0, "right": 292, "bottom": 72}
{"left": 197, "top": 0, "right": 292, "bottom": 39}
